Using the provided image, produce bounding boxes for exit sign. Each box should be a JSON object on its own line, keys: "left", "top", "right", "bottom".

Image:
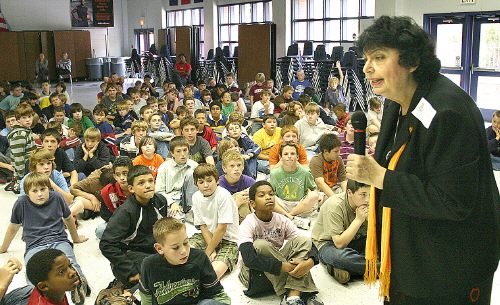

{"left": 461, "top": 0, "right": 476, "bottom": 4}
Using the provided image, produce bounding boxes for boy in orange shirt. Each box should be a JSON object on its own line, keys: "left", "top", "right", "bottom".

{"left": 268, "top": 125, "right": 309, "bottom": 170}
{"left": 132, "top": 136, "right": 164, "bottom": 180}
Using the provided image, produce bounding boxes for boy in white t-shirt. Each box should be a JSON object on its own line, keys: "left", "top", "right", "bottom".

{"left": 238, "top": 180, "right": 323, "bottom": 305}
{"left": 250, "top": 89, "right": 274, "bottom": 134}
{"left": 189, "top": 163, "right": 239, "bottom": 280}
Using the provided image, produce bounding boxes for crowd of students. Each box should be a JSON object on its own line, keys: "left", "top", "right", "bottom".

{"left": 0, "top": 69, "right": 497, "bottom": 305}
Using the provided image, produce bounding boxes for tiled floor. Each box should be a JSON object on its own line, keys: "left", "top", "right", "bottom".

{"left": 0, "top": 81, "right": 498, "bottom": 305}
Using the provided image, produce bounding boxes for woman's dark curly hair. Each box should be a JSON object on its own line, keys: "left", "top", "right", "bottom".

{"left": 358, "top": 16, "right": 441, "bottom": 84}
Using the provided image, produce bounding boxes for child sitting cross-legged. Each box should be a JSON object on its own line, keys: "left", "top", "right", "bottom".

{"left": 190, "top": 163, "right": 239, "bottom": 280}
{"left": 68, "top": 103, "right": 94, "bottom": 135}
{"left": 0, "top": 174, "right": 89, "bottom": 304}
{"left": 148, "top": 112, "right": 175, "bottom": 159}
{"left": 132, "top": 136, "right": 164, "bottom": 180}
{"left": 139, "top": 217, "right": 231, "bottom": 305}
{"left": 74, "top": 127, "right": 111, "bottom": 177}
{"left": 155, "top": 136, "right": 198, "bottom": 222}
{"left": 238, "top": 181, "right": 323, "bottom": 305}
{"left": 99, "top": 165, "right": 168, "bottom": 288}
{"left": 113, "top": 100, "right": 137, "bottom": 135}
{"left": 226, "top": 120, "right": 261, "bottom": 179}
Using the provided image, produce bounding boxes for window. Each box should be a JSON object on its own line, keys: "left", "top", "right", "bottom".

{"left": 218, "top": 1, "right": 272, "bottom": 56}
{"left": 166, "top": 8, "right": 205, "bottom": 57}
{"left": 134, "top": 29, "right": 155, "bottom": 54}
{"left": 291, "top": 0, "right": 375, "bottom": 54}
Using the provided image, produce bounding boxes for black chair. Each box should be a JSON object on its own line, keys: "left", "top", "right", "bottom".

{"left": 341, "top": 50, "right": 357, "bottom": 70}
{"left": 222, "top": 45, "right": 231, "bottom": 58}
{"left": 349, "top": 46, "right": 362, "bottom": 58}
{"left": 233, "top": 46, "right": 238, "bottom": 58}
{"left": 207, "top": 49, "right": 214, "bottom": 60}
{"left": 303, "top": 41, "right": 313, "bottom": 57}
{"left": 314, "top": 44, "right": 327, "bottom": 61}
{"left": 331, "top": 46, "right": 344, "bottom": 63}
{"left": 287, "top": 43, "right": 299, "bottom": 57}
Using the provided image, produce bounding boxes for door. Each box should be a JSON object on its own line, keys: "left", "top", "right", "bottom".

{"left": 134, "top": 29, "right": 155, "bottom": 54}
{"left": 426, "top": 11, "right": 500, "bottom": 120}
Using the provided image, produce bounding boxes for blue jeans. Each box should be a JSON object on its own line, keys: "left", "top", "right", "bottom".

{"left": 0, "top": 285, "right": 33, "bottom": 305}
{"left": 198, "top": 300, "right": 227, "bottom": 305}
{"left": 318, "top": 241, "right": 367, "bottom": 275}
{"left": 257, "top": 159, "right": 269, "bottom": 175}
{"left": 95, "top": 222, "right": 108, "bottom": 239}
{"left": 24, "top": 241, "right": 85, "bottom": 285}
{"left": 491, "top": 154, "right": 500, "bottom": 171}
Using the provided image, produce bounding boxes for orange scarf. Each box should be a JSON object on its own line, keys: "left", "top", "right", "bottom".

{"left": 364, "top": 134, "right": 410, "bottom": 301}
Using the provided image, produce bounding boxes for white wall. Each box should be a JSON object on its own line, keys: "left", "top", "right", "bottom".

{"left": 126, "top": 0, "right": 164, "bottom": 54}
{"left": 1, "top": 0, "right": 127, "bottom": 57}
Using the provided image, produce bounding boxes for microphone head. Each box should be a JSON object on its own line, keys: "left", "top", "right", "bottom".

{"left": 351, "top": 111, "right": 367, "bottom": 130}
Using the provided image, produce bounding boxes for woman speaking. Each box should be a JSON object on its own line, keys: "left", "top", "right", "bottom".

{"left": 346, "top": 16, "right": 499, "bottom": 305}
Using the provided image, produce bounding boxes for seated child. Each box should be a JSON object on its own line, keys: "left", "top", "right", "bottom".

{"left": 132, "top": 136, "right": 164, "bottom": 180}
{"left": 200, "top": 89, "right": 213, "bottom": 110}
{"left": 101, "top": 84, "right": 124, "bottom": 120}
{"left": 238, "top": 181, "right": 323, "bottom": 305}
{"left": 55, "top": 122, "right": 82, "bottom": 160}
{"left": 311, "top": 180, "right": 370, "bottom": 284}
{"left": 338, "top": 117, "right": 372, "bottom": 164}
{"left": 0, "top": 111, "right": 16, "bottom": 137}
{"left": 74, "top": 127, "right": 111, "bottom": 177}
{"left": 49, "top": 106, "right": 70, "bottom": 132}
{"left": 183, "top": 96, "right": 196, "bottom": 117}
{"left": 216, "top": 137, "right": 243, "bottom": 177}
{"left": 99, "top": 165, "right": 168, "bottom": 287}
{"left": 148, "top": 113, "right": 175, "bottom": 159}
{"left": 252, "top": 114, "right": 282, "bottom": 175}
{"left": 309, "top": 134, "right": 347, "bottom": 198}
{"left": 158, "top": 98, "right": 174, "bottom": 126}
{"left": 332, "top": 103, "right": 350, "bottom": 133}
{"left": 0, "top": 258, "right": 26, "bottom": 305}
{"left": 41, "top": 128, "right": 79, "bottom": 186}
{"left": 226, "top": 120, "right": 261, "bottom": 179}
{"left": 170, "top": 105, "right": 188, "bottom": 136}
{"left": 41, "top": 93, "right": 61, "bottom": 121}
{"left": 97, "top": 157, "right": 133, "bottom": 238}
{"left": 140, "top": 217, "right": 231, "bottom": 305}
{"left": 190, "top": 163, "right": 239, "bottom": 279}
{"left": 294, "top": 102, "right": 335, "bottom": 156}
{"left": 366, "top": 97, "right": 382, "bottom": 137}
{"left": 206, "top": 101, "right": 227, "bottom": 135}
{"left": 250, "top": 89, "right": 274, "bottom": 134}
{"left": 181, "top": 117, "right": 215, "bottom": 165}
{"left": 130, "top": 88, "right": 147, "bottom": 115}
{"left": 219, "top": 150, "right": 256, "bottom": 223}
{"left": 97, "top": 82, "right": 107, "bottom": 103}
{"left": 268, "top": 125, "right": 308, "bottom": 170}
{"left": 195, "top": 109, "right": 218, "bottom": 152}
{"left": 119, "top": 120, "right": 148, "bottom": 159}
{"left": 146, "top": 97, "right": 159, "bottom": 113}
{"left": 68, "top": 103, "right": 94, "bottom": 134}
{"left": 270, "top": 142, "right": 320, "bottom": 218}
{"left": 231, "top": 92, "right": 247, "bottom": 115}
{"left": 220, "top": 91, "right": 235, "bottom": 118}
{"left": 155, "top": 136, "right": 198, "bottom": 221}
{"left": 487, "top": 110, "right": 500, "bottom": 170}
{"left": 0, "top": 173, "right": 88, "bottom": 303}
{"left": 56, "top": 93, "right": 71, "bottom": 118}
{"left": 113, "top": 100, "right": 137, "bottom": 134}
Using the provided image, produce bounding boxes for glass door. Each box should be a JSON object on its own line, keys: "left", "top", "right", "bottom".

{"left": 470, "top": 16, "right": 500, "bottom": 119}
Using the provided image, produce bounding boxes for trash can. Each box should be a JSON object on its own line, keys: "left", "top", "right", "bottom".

{"left": 86, "top": 58, "right": 103, "bottom": 80}
{"left": 102, "top": 57, "right": 112, "bottom": 78}
{"left": 111, "top": 57, "right": 127, "bottom": 77}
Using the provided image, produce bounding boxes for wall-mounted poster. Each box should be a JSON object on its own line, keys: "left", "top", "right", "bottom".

{"left": 71, "top": 0, "right": 114, "bottom": 27}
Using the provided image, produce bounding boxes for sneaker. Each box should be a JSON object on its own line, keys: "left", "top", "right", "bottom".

{"left": 11, "top": 181, "right": 20, "bottom": 194}
{"left": 71, "top": 272, "right": 88, "bottom": 305}
{"left": 326, "top": 264, "right": 350, "bottom": 284}
{"left": 281, "top": 295, "right": 306, "bottom": 305}
{"left": 305, "top": 294, "right": 324, "bottom": 305}
{"left": 292, "top": 216, "right": 311, "bottom": 230}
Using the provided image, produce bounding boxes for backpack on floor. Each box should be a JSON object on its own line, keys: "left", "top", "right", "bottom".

{"left": 95, "top": 280, "right": 138, "bottom": 305}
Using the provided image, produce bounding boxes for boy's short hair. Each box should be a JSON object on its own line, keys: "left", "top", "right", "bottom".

{"left": 260, "top": 89, "right": 271, "bottom": 97}
{"left": 176, "top": 105, "right": 188, "bottom": 116}
{"left": 157, "top": 98, "right": 167, "bottom": 106}
{"left": 148, "top": 112, "right": 162, "bottom": 123}
{"left": 5, "top": 111, "right": 16, "bottom": 120}
{"left": 249, "top": 180, "right": 274, "bottom": 201}
{"left": 14, "top": 104, "right": 34, "bottom": 120}
{"left": 262, "top": 114, "right": 276, "bottom": 124}
{"left": 83, "top": 127, "right": 101, "bottom": 140}
{"left": 222, "top": 150, "right": 244, "bottom": 167}
{"left": 318, "top": 133, "right": 341, "bottom": 154}
{"left": 69, "top": 103, "right": 83, "bottom": 114}
{"left": 98, "top": 167, "right": 115, "bottom": 186}
{"left": 282, "top": 85, "right": 294, "bottom": 93}
{"left": 138, "top": 136, "right": 157, "bottom": 153}
{"left": 41, "top": 128, "right": 62, "bottom": 143}
{"left": 298, "top": 94, "right": 312, "bottom": 107}
{"left": 333, "top": 103, "right": 347, "bottom": 112}
{"left": 56, "top": 82, "right": 66, "bottom": 92}
{"left": 127, "top": 164, "right": 152, "bottom": 186}
{"left": 230, "top": 92, "right": 239, "bottom": 101}
{"left": 26, "top": 248, "right": 65, "bottom": 287}
{"left": 255, "top": 73, "right": 265, "bottom": 83}
{"left": 153, "top": 217, "right": 186, "bottom": 244}
{"left": 279, "top": 141, "right": 298, "bottom": 156}
{"left": 180, "top": 116, "right": 199, "bottom": 130}
{"left": 46, "top": 121, "right": 62, "bottom": 132}
{"left": 346, "top": 179, "right": 368, "bottom": 193}
{"left": 116, "top": 100, "right": 129, "bottom": 111}
{"left": 168, "top": 88, "right": 179, "bottom": 95}
{"left": 53, "top": 106, "right": 65, "bottom": 115}
{"left": 146, "top": 97, "right": 158, "bottom": 105}
{"left": 209, "top": 101, "right": 222, "bottom": 111}
{"left": 225, "top": 120, "right": 241, "bottom": 128}
{"left": 112, "top": 156, "right": 133, "bottom": 171}
{"left": 193, "top": 163, "right": 219, "bottom": 184}
{"left": 49, "top": 93, "right": 60, "bottom": 102}
{"left": 368, "top": 97, "right": 381, "bottom": 110}
{"left": 106, "top": 84, "right": 117, "bottom": 92}
{"left": 20, "top": 96, "right": 30, "bottom": 105}
{"left": 129, "top": 88, "right": 140, "bottom": 95}
{"left": 227, "top": 111, "right": 245, "bottom": 125}
{"left": 131, "top": 120, "right": 149, "bottom": 132}
{"left": 201, "top": 89, "right": 211, "bottom": 97}
{"left": 139, "top": 105, "right": 153, "bottom": 115}
{"left": 217, "top": 137, "right": 239, "bottom": 160}
{"left": 93, "top": 104, "right": 108, "bottom": 115}
{"left": 281, "top": 125, "right": 299, "bottom": 138}
{"left": 29, "top": 148, "right": 55, "bottom": 172}
{"left": 225, "top": 72, "right": 235, "bottom": 78}
{"left": 194, "top": 109, "right": 206, "bottom": 118}
{"left": 304, "top": 102, "right": 320, "bottom": 114}
{"left": 140, "top": 89, "right": 149, "bottom": 96}
{"left": 169, "top": 136, "right": 190, "bottom": 153}
{"left": 58, "top": 94, "right": 67, "bottom": 104}
{"left": 492, "top": 110, "right": 500, "bottom": 119}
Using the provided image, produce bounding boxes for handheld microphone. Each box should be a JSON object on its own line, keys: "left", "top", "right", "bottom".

{"left": 351, "top": 111, "right": 367, "bottom": 155}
